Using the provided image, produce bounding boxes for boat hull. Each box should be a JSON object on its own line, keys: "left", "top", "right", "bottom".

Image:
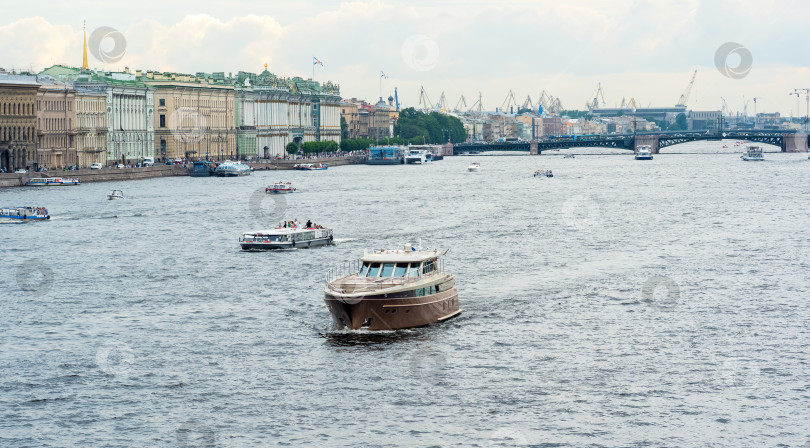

{"left": 0, "top": 216, "right": 49, "bottom": 222}
{"left": 635, "top": 155, "right": 653, "bottom": 160}
{"left": 240, "top": 236, "right": 332, "bottom": 251}
{"left": 365, "top": 159, "right": 403, "bottom": 165}
{"left": 266, "top": 189, "right": 294, "bottom": 194}
{"left": 741, "top": 156, "right": 765, "bottom": 161}
{"left": 324, "top": 287, "right": 461, "bottom": 331}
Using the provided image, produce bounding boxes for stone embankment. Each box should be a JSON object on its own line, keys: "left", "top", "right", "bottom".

{"left": 0, "top": 165, "right": 188, "bottom": 188}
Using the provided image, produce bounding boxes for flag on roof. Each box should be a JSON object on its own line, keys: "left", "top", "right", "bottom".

{"left": 313, "top": 57, "right": 323, "bottom": 66}
{"left": 380, "top": 70, "right": 388, "bottom": 79}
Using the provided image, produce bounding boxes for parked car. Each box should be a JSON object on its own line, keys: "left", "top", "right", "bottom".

{"left": 116, "top": 163, "right": 125, "bottom": 169}
{"left": 90, "top": 163, "right": 103, "bottom": 170}
{"left": 14, "top": 168, "right": 26, "bottom": 173}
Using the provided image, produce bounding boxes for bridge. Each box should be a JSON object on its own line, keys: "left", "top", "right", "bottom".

{"left": 453, "top": 130, "right": 809, "bottom": 154}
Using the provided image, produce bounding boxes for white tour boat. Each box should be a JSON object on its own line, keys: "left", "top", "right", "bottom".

{"left": 26, "top": 177, "right": 81, "bottom": 186}
{"left": 107, "top": 190, "right": 124, "bottom": 200}
{"left": 635, "top": 146, "right": 654, "bottom": 160}
{"left": 215, "top": 161, "right": 252, "bottom": 176}
{"left": 266, "top": 182, "right": 296, "bottom": 194}
{"left": 534, "top": 169, "right": 553, "bottom": 177}
{"left": 240, "top": 222, "right": 333, "bottom": 250}
{"left": 468, "top": 162, "right": 481, "bottom": 172}
{"left": 741, "top": 146, "right": 765, "bottom": 161}
{"left": 404, "top": 149, "right": 428, "bottom": 164}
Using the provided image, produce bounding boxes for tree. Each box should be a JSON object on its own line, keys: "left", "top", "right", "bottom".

{"left": 285, "top": 142, "right": 298, "bottom": 155}
{"left": 670, "top": 113, "right": 687, "bottom": 131}
{"left": 393, "top": 107, "right": 467, "bottom": 144}
{"left": 340, "top": 116, "right": 348, "bottom": 139}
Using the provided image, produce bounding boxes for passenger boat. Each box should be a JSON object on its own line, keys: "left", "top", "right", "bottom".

{"left": 266, "top": 182, "right": 296, "bottom": 194}
{"left": 534, "top": 169, "right": 553, "bottom": 177}
{"left": 404, "top": 149, "right": 428, "bottom": 164}
{"left": 107, "top": 190, "right": 124, "bottom": 200}
{"left": 467, "top": 162, "right": 481, "bottom": 172}
{"left": 635, "top": 146, "right": 654, "bottom": 160}
{"left": 239, "top": 223, "right": 333, "bottom": 250}
{"left": 294, "top": 163, "right": 328, "bottom": 170}
{"left": 189, "top": 160, "right": 216, "bottom": 177}
{"left": 324, "top": 247, "right": 461, "bottom": 331}
{"left": 215, "top": 161, "right": 252, "bottom": 176}
{"left": 365, "top": 146, "right": 405, "bottom": 165}
{"left": 26, "top": 177, "right": 81, "bottom": 186}
{"left": 1, "top": 206, "right": 50, "bottom": 222}
{"left": 741, "top": 146, "right": 765, "bottom": 161}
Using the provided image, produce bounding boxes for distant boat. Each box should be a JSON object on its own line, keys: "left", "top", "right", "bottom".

{"left": 468, "top": 162, "right": 481, "bottom": 172}
{"left": 635, "top": 146, "right": 653, "bottom": 160}
{"left": 240, "top": 224, "right": 334, "bottom": 250}
{"left": 215, "top": 161, "right": 252, "bottom": 176}
{"left": 189, "top": 160, "right": 216, "bottom": 177}
{"left": 107, "top": 190, "right": 124, "bottom": 200}
{"left": 534, "top": 170, "right": 553, "bottom": 177}
{"left": 564, "top": 153, "right": 575, "bottom": 158}
{"left": 26, "top": 177, "right": 81, "bottom": 186}
{"left": 294, "top": 163, "right": 328, "bottom": 170}
{"left": 266, "top": 182, "right": 296, "bottom": 194}
{"left": 404, "top": 149, "right": 428, "bottom": 164}
{"left": 366, "top": 146, "right": 405, "bottom": 165}
{"left": 741, "top": 146, "right": 765, "bottom": 161}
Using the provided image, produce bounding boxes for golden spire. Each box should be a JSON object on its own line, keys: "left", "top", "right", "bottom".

{"left": 82, "top": 21, "right": 89, "bottom": 71}
{"left": 264, "top": 63, "right": 268, "bottom": 71}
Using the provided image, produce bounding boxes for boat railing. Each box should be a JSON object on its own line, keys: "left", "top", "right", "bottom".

{"left": 324, "top": 257, "right": 446, "bottom": 292}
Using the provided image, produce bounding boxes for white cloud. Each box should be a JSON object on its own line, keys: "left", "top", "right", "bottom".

{"left": 1, "top": 0, "right": 808, "bottom": 115}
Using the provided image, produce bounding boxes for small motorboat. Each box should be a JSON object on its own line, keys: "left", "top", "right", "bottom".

{"left": 564, "top": 153, "right": 575, "bottom": 158}
{"left": 294, "top": 163, "right": 328, "bottom": 170}
{"left": 266, "top": 182, "right": 296, "bottom": 194}
{"left": 467, "top": 162, "right": 481, "bottom": 172}
{"left": 107, "top": 190, "right": 124, "bottom": 200}
{"left": 635, "top": 146, "right": 654, "bottom": 160}
{"left": 1, "top": 206, "right": 50, "bottom": 222}
{"left": 534, "top": 170, "right": 553, "bottom": 177}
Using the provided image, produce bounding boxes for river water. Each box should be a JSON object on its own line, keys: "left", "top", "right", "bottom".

{"left": 1, "top": 142, "right": 809, "bottom": 447}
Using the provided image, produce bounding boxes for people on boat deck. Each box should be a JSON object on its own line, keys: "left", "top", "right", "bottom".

{"left": 306, "top": 219, "right": 312, "bottom": 228}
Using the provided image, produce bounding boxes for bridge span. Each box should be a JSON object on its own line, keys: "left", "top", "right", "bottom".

{"left": 452, "top": 130, "right": 808, "bottom": 155}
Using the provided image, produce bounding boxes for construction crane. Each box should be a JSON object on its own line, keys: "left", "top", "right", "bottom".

{"left": 500, "top": 90, "right": 518, "bottom": 114}
{"left": 793, "top": 88, "right": 810, "bottom": 131}
{"left": 454, "top": 95, "right": 467, "bottom": 113}
{"left": 437, "top": 92, "right": 449, "bottom": 113}
{"left": 586, "top": 83, "right": 606, "bottom": 110}
{"left": 418, "top": 86, "right": 433, "bottom": 113}
{"left": 467, "top": 92, "right": 484, "bottom": 117}
{"left": 628, "top": 98, "right": 638, "bottom": 112}
{"left": 720, "top": 96, "right": 728, "bottom": 117}
{"left": 394, "top": 87, "right": 400, "bottom": 111}
{"left": 521, "top": 95, "right": 534, "bottom": 112}
{"left": 676, "top": 70, "right": 697, "bottom": 107}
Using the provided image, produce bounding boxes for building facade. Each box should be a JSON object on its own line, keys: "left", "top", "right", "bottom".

{"left": 36, "top": 81, "right": 77, "bottom": 169}
{"left": 73, "top": 84, "right": 108, "bottom": 167}
{"left": 340, "top": 100, "right": 360, "bottom": 139}
{"left": 0, "top": 73, "right": 38, "bottom": 171}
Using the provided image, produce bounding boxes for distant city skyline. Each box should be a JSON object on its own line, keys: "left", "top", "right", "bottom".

{"left": 2, "top": 0, "right": 809, "bottom": 117}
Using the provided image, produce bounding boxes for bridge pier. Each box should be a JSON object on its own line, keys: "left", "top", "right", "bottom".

{"left": 530, "top": 140, "right": 538, "bottom": 155}
{"left": 781, "top": 133, "right": 807, "bottom": 152}
{"left": 442, "top": 143, "right": 454, "bottom": 156}
{"left": 634, "top": 135, "right": 660, "bottom": 154}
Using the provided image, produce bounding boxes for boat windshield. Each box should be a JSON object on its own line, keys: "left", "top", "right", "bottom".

{"left": 408, "top": 263, "right": 421, "bottom": 277}
{"left": 367, "top": 263, "right": 381, "bottom": 277}
{"left": 380, "top": 263, "right": 395, "bottom": 277}
{"left": 394, "top": 264, "right": 408, "bottom": 277}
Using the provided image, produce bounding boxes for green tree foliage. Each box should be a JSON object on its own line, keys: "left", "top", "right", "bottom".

{"left": 339, "top": 138, "right": 376, "bottom": 152}
{"left": 340, "top": 116, "right": 348, "bottom": 139}
{"left": 285, "top": 142, "right": 298, "bottom": 154}
{"left": 672, "top": 113, "right": 688, "bottom": 131}
{"left": 393, "top": 108, "right": 467, "bottom": 143}
{"left": 301, "top": 140, "right": 340, "bottom": 155}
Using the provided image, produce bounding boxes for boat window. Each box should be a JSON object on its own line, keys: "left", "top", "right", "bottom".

{"left": 367, "top": 263, "right": 381, "bottom": 277}
{"left": 408, "top": 263, "right": 421, "bottom": 277}
{"left": 423, "top": 260, "right": 435, "bottom": 274}
{"left": 380, "top": 263, "right": 395, "bottom": 277}
{"left": 360, "top": 263, "right": 370, "bottom": 276}
{"left": 415, "top": 288, "right": 424, "bottom": 297}
{"left": 394, "top": 264, "right": 408, "bottom": 277}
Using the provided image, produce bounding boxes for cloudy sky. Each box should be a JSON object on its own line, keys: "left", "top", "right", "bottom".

{"left": 1, "top": 0, "right": 808, "bottom": 116}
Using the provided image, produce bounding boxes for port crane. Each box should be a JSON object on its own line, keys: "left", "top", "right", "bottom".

{"left": 676, "top": 70, "right": 697, "bottom": 107}
{"left": 454, "top": 95, "right": 467, "bottom": 113}
{"left": 793, "top": 88, "right": 810, "bottom": 131}
{"left": 521, "top": 95, "right": 534, "bottom": 112}
{"left": 467, "top": 92, "right": 484, "bottom": 117}
{"left": 418, "top": 86, "right": 433, "bottom": 113}
{"left": 500, "top": 90, "right": 518, "bottom": 114}
{"left": 586, "top": 83, "right": 606, "bottom": 110}
{"left": 437, "top": 92, "right": 449, "bottom": 113}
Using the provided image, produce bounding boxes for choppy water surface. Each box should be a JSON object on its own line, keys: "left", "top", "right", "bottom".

{"left": 2, "top": 143, "right": 809, "bottom": 447}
